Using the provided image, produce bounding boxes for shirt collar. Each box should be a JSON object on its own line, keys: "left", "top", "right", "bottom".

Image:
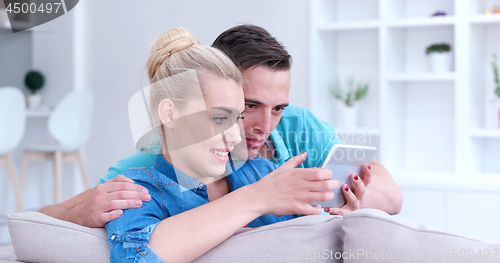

{"left": 153, "top": 154, "right": 206, "bottom": 191}
{"left": 268, "top": 129, "right": 290, "bottom": 164}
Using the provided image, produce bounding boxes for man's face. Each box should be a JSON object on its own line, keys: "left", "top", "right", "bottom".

{"left": 240, "top": 65, "right": 290, "bottom": 160}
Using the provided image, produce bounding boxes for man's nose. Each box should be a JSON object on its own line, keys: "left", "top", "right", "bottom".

{"left": 253, "top": 110, "right": 271, "bottom": 135}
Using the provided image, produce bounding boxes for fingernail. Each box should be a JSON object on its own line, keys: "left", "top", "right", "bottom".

{"left": 135, "top": 200, "right": 142, "bottom": 206}
{"left": 142, "top": 189, "right": 149, "bottom": 193}
{"left": 145, "top": 194, "right": 151, "bottom": 200}
{"left": 300, "top": 151, "right": 306, "bottom": 155}
{"left": 325, "top": 208, "right": 330, "bottom": 212}
{"left": 344, "top": 185, "right": 349, "bottom": 192}
{"left": 368, "top": 165, "right": 371, "bottom": 171}
{"left": 354, "top": 174, "right": 359, "bottom": 180}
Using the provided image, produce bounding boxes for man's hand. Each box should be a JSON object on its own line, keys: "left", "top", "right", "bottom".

{"left": 325, "top": 164, "right": 372, "bottom": 215}
{"left": 251, "top": 152, "right": 339, "bottom": 216}
{"left": 38, "top": 174, "right": 151, "bottom": 228}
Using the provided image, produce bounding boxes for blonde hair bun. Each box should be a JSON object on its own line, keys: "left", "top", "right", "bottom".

{"left": 150, "top": 28, "right": 200, "bottom": 56}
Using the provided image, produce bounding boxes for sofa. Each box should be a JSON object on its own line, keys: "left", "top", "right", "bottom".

{"left": 1, "top": 209, "right": 499, "bottom": 263}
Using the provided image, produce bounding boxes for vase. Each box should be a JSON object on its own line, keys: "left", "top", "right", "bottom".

{"left": 337, "top": 102, "right": 358, "bottom": 128}
{"left": 27, "top": 93, "right": 42, "bottom": 109}
{"left": 429, "top": 52, "right": 453, "bottom": 73}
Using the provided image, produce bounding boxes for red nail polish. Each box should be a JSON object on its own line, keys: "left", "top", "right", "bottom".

{"left": 354, "top": 175, "right": 359, "bottom": 180}
{"left": 345, "top": 185, "right": 349, "bottom": 191}
{"left": 368, "top": 165, "right": 371, "bottom": 170}
{"left": 325, "top": 208, "right": 330, "bottom": 212}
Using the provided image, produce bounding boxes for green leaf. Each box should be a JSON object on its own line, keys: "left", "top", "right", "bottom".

{"left": 493, "top": 54, "right": 500, "bottom": 99}
{"left": 330, "top": 77, "right": 370, "bottom": 106}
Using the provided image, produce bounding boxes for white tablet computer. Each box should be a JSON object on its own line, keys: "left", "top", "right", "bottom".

{"left": 311, "top": 144, "right": 377, "bottom": 208}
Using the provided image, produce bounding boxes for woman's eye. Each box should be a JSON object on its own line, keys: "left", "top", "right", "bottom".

{"left": 213, "top": 116, "right": 227, "bottom": 124}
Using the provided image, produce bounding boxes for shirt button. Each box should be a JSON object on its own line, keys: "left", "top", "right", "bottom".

{"left": 136, "top": 248, "right": 140, "bottom": 252}
{"left": 141, "top": 253, "right": 145, "bottom": 257}
{"left": 110, "top": 235, "right": 115, "bottom": 240}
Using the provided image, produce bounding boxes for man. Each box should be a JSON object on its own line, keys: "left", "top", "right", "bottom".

{"left": 39, "top": 25, "right": 403, "bottom": 227}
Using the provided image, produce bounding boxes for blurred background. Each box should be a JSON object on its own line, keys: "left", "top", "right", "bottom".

{"left": 1, "top": 0, "right": 500, "bottom": 245}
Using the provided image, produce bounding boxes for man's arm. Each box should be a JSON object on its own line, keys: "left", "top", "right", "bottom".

{"left": 280, "top": 105, "right": 403, "bottom": 214}
{"left": 326, "top": 160, "right": 403, "bottom": 215}
{"left": 360, "top": 160, "right": 403, "bottom": 214}
{"left": 38, "top": 150, "right": 157, "bottom": 227}
{"left": 38, "top": 175, "right": 151, "bottom": 228}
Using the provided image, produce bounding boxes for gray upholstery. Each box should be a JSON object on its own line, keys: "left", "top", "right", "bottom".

{"left": 194, "top": 215, "right": 344, "bottom": 263}
{"left": 342, "top": 209, "right": 500, "bottom": 263}
{"left": 8, "top": 211, "right": 108, "bottom": 263}
{"left": 0, "top": 245, "right": 17, "bottom": 262}
{"left": 3, "top": 209, "right": 499, "bottom": 263}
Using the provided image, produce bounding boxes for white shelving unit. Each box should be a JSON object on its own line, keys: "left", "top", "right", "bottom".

{"left": 310, "top": 0, "right": 500, "bottom": 242}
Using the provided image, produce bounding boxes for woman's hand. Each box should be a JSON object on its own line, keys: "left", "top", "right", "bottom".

{"left": 324, "top": 164, "right": 372, "bottom": 216}
{"left": 249, "top": 152, "right": 340, "bottom": 216}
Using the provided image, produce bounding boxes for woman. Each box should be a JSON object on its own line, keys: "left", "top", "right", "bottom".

{"left": 105, "top": 28, "right": 338, "bottom": 263}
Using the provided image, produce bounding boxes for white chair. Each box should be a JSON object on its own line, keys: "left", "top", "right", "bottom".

{"left": 21, "top": 89, "right": 94, "bottom": 204}
{"left": 0, "top": 87, "right": 25, "bottom": 212}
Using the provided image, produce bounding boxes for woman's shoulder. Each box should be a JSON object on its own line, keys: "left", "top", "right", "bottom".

{"left": 122, "top": 167, "right": 177, "bottom": 187}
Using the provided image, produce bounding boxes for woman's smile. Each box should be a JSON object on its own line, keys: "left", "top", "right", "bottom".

{"left": 210, "top": 148, "right": 231, "bottom": 163}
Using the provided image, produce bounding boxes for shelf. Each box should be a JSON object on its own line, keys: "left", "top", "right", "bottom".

{"left": 394, "top": 171, "right": 500, "bottom": 192}
{"left": 469, "top": 14, "right": 500, "bottom": 24}
{"left": 386, "top": 72, "right": 456, "bottom": 82}
{"left": 385, "top": 16, "right": 456, "bottom": 28}
{"left": 316, "top": 20, "right": 379, "bottom": 31}
{"left": 470, "top": 128, "right": 500, "bottom": 138}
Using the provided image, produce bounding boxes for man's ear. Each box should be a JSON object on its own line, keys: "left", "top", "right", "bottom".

{"left": 158, "top": 99, "right": 176, "bottom": 128}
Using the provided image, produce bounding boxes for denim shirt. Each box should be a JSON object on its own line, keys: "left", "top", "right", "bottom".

{"left": 105, "top": 154, "right": 297, "bottom": 263}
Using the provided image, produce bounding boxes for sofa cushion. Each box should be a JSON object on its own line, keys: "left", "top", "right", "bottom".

{"left": 8, "top": 211, "right": 109, "bottom": 263}
{"left": 0, "top": 245, "right": 17, "bottom": 262}
{"left": 9, "top": 209, "right": 499, "bottom": 263}
{"left": 194, "top": 215, "right": 344, "bottom": 263}
{"left": 8, "top": 211, "right": 344, "bottom": 263}
{"left": 342, "top": 209, "right": 500, "bottom": 263}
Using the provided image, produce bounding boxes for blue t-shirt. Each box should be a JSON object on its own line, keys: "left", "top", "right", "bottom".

{"left": 268, "top": 105, "right": 343, "bottom": 168}
{"left": 105, "top": 154, "right": 297, "bottom": 263}
{"left": 99, "top": 105, "right": 342, "bottom": 184}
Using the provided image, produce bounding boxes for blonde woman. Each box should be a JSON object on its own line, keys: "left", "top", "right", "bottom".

{"left": 105, "top": 28, "right": 337, "bottom": 263}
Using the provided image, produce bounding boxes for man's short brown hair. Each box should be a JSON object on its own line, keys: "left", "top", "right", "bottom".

{"left": 211, "top": 25, "right": 292, "bottom": 71}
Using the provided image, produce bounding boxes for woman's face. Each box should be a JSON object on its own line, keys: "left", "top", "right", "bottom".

{"left": 167, "top": 76, "right": 245, "bottom": 183}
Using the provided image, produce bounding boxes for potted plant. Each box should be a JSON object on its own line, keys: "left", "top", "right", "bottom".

{"left": 329, "top": 77, "right": 369, "bottom": 128}
{"left": 492, "top": 54, "right": 500, "bottom": 127}
{"left": 24, "top": 70, "right": 45, "bottom": 109}
{"left": 426, "top": 43, "right": 453, "bottom": 72}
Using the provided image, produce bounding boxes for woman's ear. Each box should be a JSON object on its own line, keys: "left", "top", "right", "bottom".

{"left": 158, "top": 99, "right": 176, "bottom": 128}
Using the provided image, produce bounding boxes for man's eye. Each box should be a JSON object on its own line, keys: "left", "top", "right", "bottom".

{"left": 273, "top": 107, "right": 284, "bottom": 113}
{"left": 245, "top": 104, "right": 256, "bottom": 110}
{"left": 213, "top": 116, "right": 227, "bottom": 124}
{"left": 236, "top": 116, "right": 244, "bottom": 123}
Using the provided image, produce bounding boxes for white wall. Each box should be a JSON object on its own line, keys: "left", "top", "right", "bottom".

{"left": 82, "top": 0, "right": 311, "bottom": 185}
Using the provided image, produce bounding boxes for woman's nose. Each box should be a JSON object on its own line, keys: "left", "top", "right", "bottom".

{"left": 223, "top": 122, "right": 242, "bottom": 146}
